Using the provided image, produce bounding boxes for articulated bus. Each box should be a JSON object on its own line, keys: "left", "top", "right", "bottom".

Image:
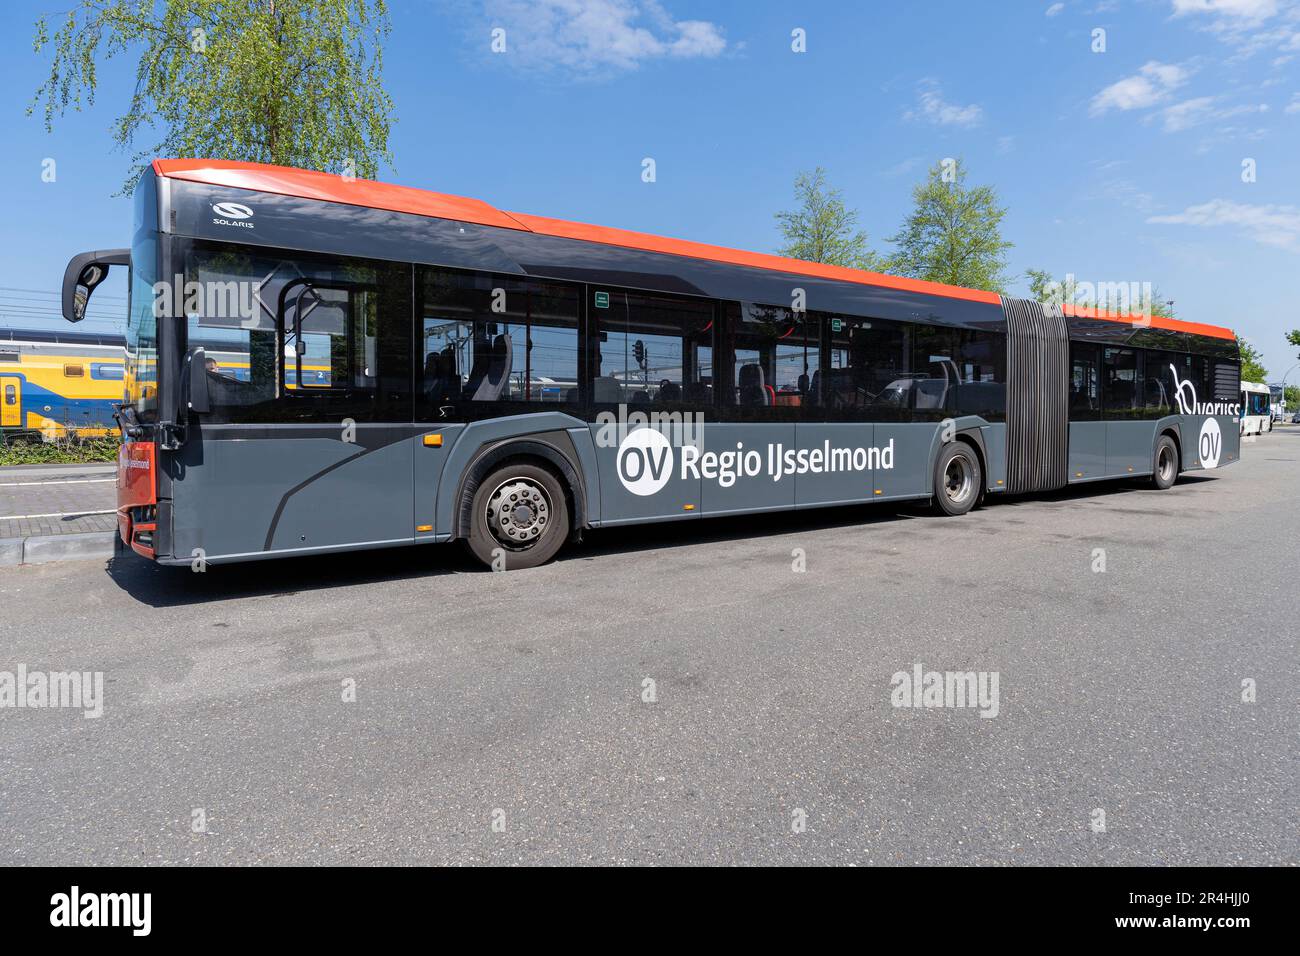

{"left": 63, "top": 159, "right": 1242, "bottom": 569}
{"left": 0, "top": 328, "right": 125, "bottom": 441}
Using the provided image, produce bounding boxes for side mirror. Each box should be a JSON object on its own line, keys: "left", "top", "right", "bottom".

{"left": 61, "top": 249, "right": 129, "bottom": 323}
{"left": 187, "top": 347, "right": 211, "bottom": 414}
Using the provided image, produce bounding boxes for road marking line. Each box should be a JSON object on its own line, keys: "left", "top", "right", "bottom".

{"left": 0, "top": 478, "right": 115, "bottom": 487}
{"left": 0, "top": 510, "right": 116, "bottom": 520}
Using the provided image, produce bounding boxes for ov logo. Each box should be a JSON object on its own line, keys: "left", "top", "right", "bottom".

{"left": 211, "top": 201, "right": 254, "bottom": 220}
{"left": 617, "top": 428, "right": 673, "bottom": 496}
{"left": 1198, "top": 417, "right": 1222, "bottom": 469}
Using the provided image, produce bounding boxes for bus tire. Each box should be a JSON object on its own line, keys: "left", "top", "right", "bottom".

{"left": 932, "top": 442, "right": 981, "bottom": 517}
{"left": 1151, "top": 434, "right": 1179, "bottom": 490}
{"left": 464, "top": 462, "right": 569, "bottom": 570}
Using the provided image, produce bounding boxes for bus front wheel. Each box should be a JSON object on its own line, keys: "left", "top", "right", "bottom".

{"left": 1151, "top": 435, "right": 1179, "bottom": 490}
{"left": 932, "top": 442, "right": 981, "bottom": 517}
{"left": 465, "top": 462, "right": 570, "bottom": 570}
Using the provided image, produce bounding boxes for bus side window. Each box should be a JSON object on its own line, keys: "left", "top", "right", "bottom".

{"left": 1146, "top": 351, "right": 1183, "bottom": 418}
{"left": 823, "top": 315, "right": 913, "bottom": 421}
{"left": 1102, "top": 347, "right": 1140, "bottom": 418}
{"left": 1069, "top": 343, "right": 1100, "bottom": 420}
{"left": 713, "top": 302, "right": 819, "bottom": 418}
{"left": 417, "top": 269, "right": 581, "bottom": 414}
{"left": 592, "top": 289, "right": 713, "bottom": 409}
{"left": 283, "top": 285, "right": 376, "bottom": 391}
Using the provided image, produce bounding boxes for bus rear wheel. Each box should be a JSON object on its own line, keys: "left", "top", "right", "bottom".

{"left": 1151, "top": 435, "right": 1179, "bottom": 490}
{"left": 932, "top": 442, "right": 981, "bottom": 517}
{"left": 465, "top": 462, "right": 569, "bottom": 570}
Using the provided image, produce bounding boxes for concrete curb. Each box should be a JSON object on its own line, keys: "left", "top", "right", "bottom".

{"left": 0, "top": 531, "right": 117, "bottom": 567}
{"left": 0, "top": 463, "right": 116, "bottom": 479}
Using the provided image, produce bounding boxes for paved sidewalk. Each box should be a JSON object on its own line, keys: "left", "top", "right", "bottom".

{"left": 0, "top": 463, "right": 116, "bottom": 539}
{"left": 0, "top": 464, "right": 118, "bottom": 563}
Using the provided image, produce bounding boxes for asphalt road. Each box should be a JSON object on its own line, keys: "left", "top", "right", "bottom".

{"left": 1, "top": 429, "right": 1296, "bottom": 865}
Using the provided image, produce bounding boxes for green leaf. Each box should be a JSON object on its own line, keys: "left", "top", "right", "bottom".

{"left": 29, "top": 0, "right": 396, "bottom": 194}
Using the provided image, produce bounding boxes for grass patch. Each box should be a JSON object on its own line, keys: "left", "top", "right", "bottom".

{"left": 0, "top": 435, "right": 120, "bottom": 465}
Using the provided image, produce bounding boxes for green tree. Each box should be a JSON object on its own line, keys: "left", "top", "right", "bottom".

{"left": 774, "top": 168, "right": 882, "bottom": 270}
{"left": 1284, "top": 384, "right": 1299, "bottom": 413}
{"left": 31, "top": 0, "right": 395, "bottom": 193}
{"left": 886, "top": 159, "right": 1012, "bottom": 292}
{"left": 1287, "top": 329, "right": 1300, "bottom": 360}
{"left": 1237, "top": 335, "right": 1268, "bottom": 383}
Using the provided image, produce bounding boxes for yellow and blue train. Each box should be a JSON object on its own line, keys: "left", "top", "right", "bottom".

{"left": 0, "top": 328, "right": 125, "bottom": 441}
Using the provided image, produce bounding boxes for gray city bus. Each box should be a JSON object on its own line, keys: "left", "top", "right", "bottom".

{"left": 62, "top": 159, "right": 1242, "bottom": 570}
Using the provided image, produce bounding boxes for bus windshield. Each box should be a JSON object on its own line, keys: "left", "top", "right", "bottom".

{"left": 126, "top": 175, "right": 159, "bottom": 421}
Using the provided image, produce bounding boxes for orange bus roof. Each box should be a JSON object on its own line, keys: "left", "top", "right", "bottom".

{"left": 153, "top": 159, "right": 1237, "bottom": 342}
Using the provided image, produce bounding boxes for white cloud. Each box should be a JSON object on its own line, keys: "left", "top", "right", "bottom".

{"left": 882, "top": 156, "right": 925, "bottom": 177}
{"left": 1161, "top": 96, "right": 1219, "bottom": 130}
{"left": 1045, "top": 2, "right": 1066, "bottom": 15}
{"left": 1090, "top": 61, "right": 1190, "bottom": 115}
{"left": 669, "top": 19, "right": 726, "bottom": 57}
{"left": 1100, "top": 178, "right": 1158, "bottom": 214}
{"left": 1169, "top": 0, "right": 1300, "bottom": 60}
{"left": 1149, "top": 199, "right": 1300, "bottom": 251}
{"left": 1287, "top": 92, "right": 1300, "bottom": 112}
{"left": 905, "top": 79, "right": 984, "bottom": 127}
{"left": 483, "top": 0, "right": 726, "bottom": 72}
{"left": 1160, "top": 96, "right": 1269, "bottom": 130}
{"left": 1171, "top": 0, "right": 1280, "bottom": 20}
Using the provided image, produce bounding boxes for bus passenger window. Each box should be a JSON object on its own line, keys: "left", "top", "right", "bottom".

{"left": 721, "top": 302, "right": 816, "bottom": 413}
{"left": 592, "top": 289, "right": 713, "bottom": 408}
{"left": 1069, "top": 344, "right": 1100, "bottom": 419}
{"left": 418, "top": 270, "right": 580, "bottom": 411}
{"left": 1103, "top": 348, "right": 1141, "bottom": 417}
{"left": 826, "top": 315, "right": 911, "bottom": 419}
{"left": 1145, "top": 351, "right": 1183, "bottom": 417}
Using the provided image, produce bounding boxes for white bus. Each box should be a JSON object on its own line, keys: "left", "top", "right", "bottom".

{"left": 1241, "top": 381, "right": 1271, "bottom": 435}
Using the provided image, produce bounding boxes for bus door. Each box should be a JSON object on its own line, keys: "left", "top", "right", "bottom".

{"left": 0, "top": 376, "right": 19, "bottom": 428}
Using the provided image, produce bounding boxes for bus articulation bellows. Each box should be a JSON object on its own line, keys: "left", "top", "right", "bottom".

{"left": 63, "top": 159, "right": 1242, "bottom": 569}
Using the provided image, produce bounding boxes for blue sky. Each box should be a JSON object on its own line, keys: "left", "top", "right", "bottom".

{"left": 2, "top": 0, "right": 1298, "bottom": 382}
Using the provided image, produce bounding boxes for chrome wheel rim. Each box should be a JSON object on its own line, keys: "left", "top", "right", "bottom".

{"left": 485, "top": 478, "right": 551, "bottom": 550}
{"left": 943, "top": 455, "right": 974, "bottom": 504}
